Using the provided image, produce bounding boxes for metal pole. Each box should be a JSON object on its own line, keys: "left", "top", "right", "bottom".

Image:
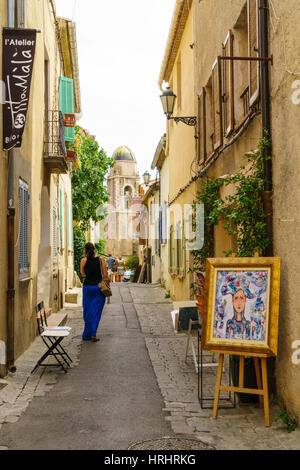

{"left": 6, "top": 0, "right": 16, "bottom": 373}
{"left": 259, "top": 0, "right": 273, "bottom": 257}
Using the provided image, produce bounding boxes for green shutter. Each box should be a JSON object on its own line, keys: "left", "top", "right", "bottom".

{"left": 59, "top": 76, "right": 75, "bottom": 143}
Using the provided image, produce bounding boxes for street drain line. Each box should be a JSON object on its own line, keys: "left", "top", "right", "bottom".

{"left": 128, "top": 436, "right": 214, "bottom": 450}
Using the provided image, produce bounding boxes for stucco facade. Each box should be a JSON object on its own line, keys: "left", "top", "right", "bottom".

{"left": 0, "top": 0, "right": 79, "bottom": 375}
{"left": 158, "top": 0, "right": 300, "bottom": 421}
{"left": 159, "top": 0, "right": 196, "bottom": 302}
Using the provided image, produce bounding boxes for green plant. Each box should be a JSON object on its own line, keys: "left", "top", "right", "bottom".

{"left": 189, "top": 177, "right": 223, "bottom": 294}
{"left": 73, "top": 225, "right": 86, "bottom": 281}
{"left": 71, "top": 126, "right": 114, "bottom": 232}
{"left": 212, "top": 134, "right": 271, "bottom": 257}
{"left": 165, "top": 290, "right": 171, "bottom": 299}
{"left": 125, "top": 254, "right": 139, "bottom": 271}
{"left": 190, "top": 136, "right": 271, "bottom": 282}
{"left": 275, "top": 409, "right": 297, "bottom": 433}
{"left": 95, "top": 239, "right": 106, "bottom": 257}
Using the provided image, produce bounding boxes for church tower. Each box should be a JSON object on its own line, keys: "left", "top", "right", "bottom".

{"left": 105, "top": 146, "right": 140, "bottom": 258}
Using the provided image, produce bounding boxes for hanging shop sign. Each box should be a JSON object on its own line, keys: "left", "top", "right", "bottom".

{"left": 2, "top": 28, "right": 37, "bottom": 151}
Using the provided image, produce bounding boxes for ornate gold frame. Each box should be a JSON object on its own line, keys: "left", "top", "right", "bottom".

{"left": 201, "top": 257, "right": 281, "bottom": 356}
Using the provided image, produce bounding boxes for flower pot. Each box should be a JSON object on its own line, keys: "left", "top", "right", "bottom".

{"left": 65, "top": 150, "right": 77, "bottom": 162}
{"left": 63, "top": 113, "right": 75, "bottom": 128}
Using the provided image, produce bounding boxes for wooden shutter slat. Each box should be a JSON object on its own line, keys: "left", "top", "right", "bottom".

{"left": 212, "top": 58, "right": 223, "bottom": 150}
{"left": 197, "top": 88, "right": 207, "bottom": 162}
{"left": 247, "top": 0, "right": 259, "bottom": 105}
{"left": 59, "top": 77, "right": 75, "bottom": 142}
{"left": 223, "top": 30, "right": 234, "bottom": 135}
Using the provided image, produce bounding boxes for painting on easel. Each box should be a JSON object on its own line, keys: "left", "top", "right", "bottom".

{"left": 202, "top": 257, "right": 281, "bottom": 356}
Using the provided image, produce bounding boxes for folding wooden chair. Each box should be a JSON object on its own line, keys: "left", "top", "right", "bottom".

{"left": 31, "top": 302, "right": 72, "bottom": 374}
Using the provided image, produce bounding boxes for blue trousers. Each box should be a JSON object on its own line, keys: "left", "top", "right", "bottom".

{"left": 82, "top": 285, "right": 106, "bottom": 340}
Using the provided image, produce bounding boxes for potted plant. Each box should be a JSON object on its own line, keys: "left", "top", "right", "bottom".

{"left": 63, "top": 113, "right": 75, "bottom": 128}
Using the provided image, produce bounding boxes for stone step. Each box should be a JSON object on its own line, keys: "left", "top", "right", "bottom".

{"left": 47, "top": 313, "right": 68, "bottom": 327}
{"left": 65, "top": 292, "right": 78, "bottom": 304}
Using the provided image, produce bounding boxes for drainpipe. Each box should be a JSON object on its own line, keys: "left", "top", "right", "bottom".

{"left": 259, "top": 0, "right": 273, "bottom": 256}
{"left": 6, "top": 0, "right": 16, "bottom": 373}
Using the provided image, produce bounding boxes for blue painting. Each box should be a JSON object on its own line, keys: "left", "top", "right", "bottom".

{"left": 213, "top": 270, "right": 269, "bottom": 342}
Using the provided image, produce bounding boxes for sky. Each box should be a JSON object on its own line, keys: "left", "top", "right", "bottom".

{"left": 55, "top": 0, "right": 176, "bottom": 181}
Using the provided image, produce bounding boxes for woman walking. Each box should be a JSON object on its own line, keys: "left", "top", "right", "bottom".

{"left": 115, "top": 256, "right": 125, "bottom": 282}
{"left": 80, "top": 242, "right": 108, "bottom": 342}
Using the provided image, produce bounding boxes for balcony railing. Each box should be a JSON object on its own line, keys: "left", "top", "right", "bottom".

{"left": 44, "top": 110, "right": 68, "bottom": 174}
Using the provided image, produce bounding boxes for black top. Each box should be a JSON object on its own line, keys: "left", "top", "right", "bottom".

{"left": 83, "top": 256, "right": 102, "bottom": 286}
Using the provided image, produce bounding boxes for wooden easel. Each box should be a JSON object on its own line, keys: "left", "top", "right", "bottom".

{"left": 212, "top": 350, "right": 270, "bottom": 426}
{"left": 212, "top": 252, "right": 271, "bottom": 427}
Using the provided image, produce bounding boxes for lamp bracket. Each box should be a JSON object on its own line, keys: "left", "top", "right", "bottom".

{"left": 169, "top": 116, "right": 197, "bottom": 126}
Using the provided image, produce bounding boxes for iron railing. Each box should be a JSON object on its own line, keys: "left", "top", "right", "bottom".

{"left": 44, "top": 110, "right": 66, "bottom": 157}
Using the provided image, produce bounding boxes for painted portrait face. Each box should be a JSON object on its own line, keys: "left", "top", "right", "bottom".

{"left": 232, "top": 289, "right": 246, "bottom": 314}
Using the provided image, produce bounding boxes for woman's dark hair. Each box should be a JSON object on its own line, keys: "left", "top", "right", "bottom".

{"left": 84, "top": 242, "right": 95, "bottom": 259}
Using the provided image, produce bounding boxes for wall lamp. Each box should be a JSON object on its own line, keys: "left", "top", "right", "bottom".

{"left": 142, "top": 170, "right": 151, "bottom": 186}
{"left": 159, "top": 86, "right": 197, "bottom": 127}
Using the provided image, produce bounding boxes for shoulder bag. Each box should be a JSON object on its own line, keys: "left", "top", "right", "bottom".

{"left": 98, "top": 257, "right": 112, "bottom": 297}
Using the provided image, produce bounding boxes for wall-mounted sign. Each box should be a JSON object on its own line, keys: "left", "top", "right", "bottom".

{"left": 2, "top": 28, "right": 37, "bottom": 151}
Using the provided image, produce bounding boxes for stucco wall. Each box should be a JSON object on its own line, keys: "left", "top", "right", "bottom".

{"left": 269, "top": 0, "right": 300, "bottom": 420}
{"left": 192, "top": 0, "right": 300, "bottom": 420}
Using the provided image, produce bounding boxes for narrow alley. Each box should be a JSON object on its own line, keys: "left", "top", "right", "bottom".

{"left": 0, "top": 284, "right": 299, "bottom": 450}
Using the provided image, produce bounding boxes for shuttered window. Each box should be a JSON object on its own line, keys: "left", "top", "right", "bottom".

{"left": 178, "top": 221, "right": 186, "bottom": 278}
{"left": 59, "top": 76, "right": 75, "bottom": 143}
{"left": 52, "top": 207, "right": 57, "bottom": 262}
{"left": 169, "top": 225, "right": 176, "bottom": 274}
{"left": 211, "top": 58, "right": 223, "bottom": 150}
{"left": 222, "top": 30, "right": 235, "bottom": 135}
{"left": 18, "top": 179, "right": 30, "bottom": 274}
{"left": 161, "top": 201, "right": 168, "bottom": 244}
{"left": 197, "top": 88, "right": 207, "bottom": 163}
{"left": 59, "top": 188, "right": 64, "bottom": 247}
{"left": 247, "top": 0, "right": 259, "bottom": 105}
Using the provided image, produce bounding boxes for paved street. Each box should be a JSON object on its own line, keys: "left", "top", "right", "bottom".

{"left": 0, "top": 283, "right": 299, "bottom": 450}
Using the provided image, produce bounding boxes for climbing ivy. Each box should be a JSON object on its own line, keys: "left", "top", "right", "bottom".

{"left": 191, "top": 135, "right": 271, "bottom": 291}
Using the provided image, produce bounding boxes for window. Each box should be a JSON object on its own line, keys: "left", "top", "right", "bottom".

{"left": 18, "top": 179, "right": 30, "bottom": 274}
{"left": 169, "top": 225, "right": 177, "bottom": 274}
{"left": 211, "top": 57, "right": 223, "bottom": 150}
{"left": 16, "top": 0, "right": 26, "bottom": 27}
{"left": 59, "top": 188, "right": 64, "bottom": 249}
{"left": 59, "top": 77, "right": 75, "bottom": 143}
{"left": 247, "top": 0, "right": 259, "bottom": 105}
{"left": 160, "top": 201, "right": 168, "bottom": 244}
{"left": 197, "top": 88, "right": 207, "bottom": 163}
{"left": 168, "top": 222, "right": 186, "bottom": 277}
{"left": 222, "top": 30, "right": 235, "bottom": 135}
{"left": 53, "top": 207, "right": 57, "bottom": 262}
{"left": 233, "top": 3, "right": 251, "bottom": 124}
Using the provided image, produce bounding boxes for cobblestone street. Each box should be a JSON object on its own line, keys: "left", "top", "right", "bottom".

{"left": 0, "top": 283, "right": 299, "bottom": 450}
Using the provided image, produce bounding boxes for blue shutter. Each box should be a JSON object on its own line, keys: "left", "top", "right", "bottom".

{"left": 59, "top": 76, "right": 75, "bottom": 143}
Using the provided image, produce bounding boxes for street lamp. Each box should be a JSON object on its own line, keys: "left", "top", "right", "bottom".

{"left": 142, "top": 170, "right": 151, "bottom": 186}
{"left": 159, "top": 86, "right": 197, "bottom": 127}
